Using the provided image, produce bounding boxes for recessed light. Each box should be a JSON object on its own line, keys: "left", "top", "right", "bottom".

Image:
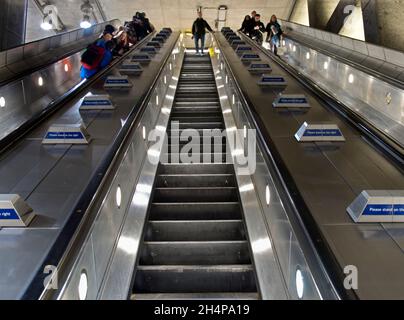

{"left": 78, "top": 271, "right": 88, "bottom": 300}
{"left": 116, "top": 186, "right": 122, "bottom": 208}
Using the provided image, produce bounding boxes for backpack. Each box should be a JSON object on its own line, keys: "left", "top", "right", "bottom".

{"left": 81, "top": 42, "right": 106, "bottom": 70}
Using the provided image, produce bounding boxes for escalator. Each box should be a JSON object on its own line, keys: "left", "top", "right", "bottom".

{"left": 132, "top": 53, "right": 259, "bottom": 299}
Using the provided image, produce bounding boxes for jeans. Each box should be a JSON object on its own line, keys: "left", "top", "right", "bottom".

{"left": 271, "top": 34, "right": 280, "bottom": 47}
{"left": 194, "top": 33, "right": 206, "bottom": 53}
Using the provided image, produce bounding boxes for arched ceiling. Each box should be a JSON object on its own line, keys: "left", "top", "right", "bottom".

{"left": 40, "top": 0, "right": 295, "bottom": 31}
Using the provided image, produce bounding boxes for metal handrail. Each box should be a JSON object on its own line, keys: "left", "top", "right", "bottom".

{"left": 214, "top": 31, "right": 348, "bottom": 300}
{"left": 21, "top": 31, "right": 168, "bottom": 300}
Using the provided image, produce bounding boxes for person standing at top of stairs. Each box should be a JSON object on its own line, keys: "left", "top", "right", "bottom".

{"left": 192, "top": 11, "right": 213, "bottom": 56}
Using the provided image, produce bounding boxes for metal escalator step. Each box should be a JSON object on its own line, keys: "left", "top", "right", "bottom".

{"left": 139, "top": 241, "right": 251, "bottom": 265}
{"left": 132, "top": 53, "right": 257, "bottom": 298}
{"left": 133, "top": 265, "right": 257, "bottom": 294}
{"left": 153, "top": 187, "right": 239, "bottom": 203}
{"left": 159, "top": 163, "right": 234, "bottom": 175}
{"left": 156, "top": 174, "right": 235, "bottom": 188}
{"left": 167, "top": 144, "right": 227, "bottom": 154}
{"left": 144, "top": 220, "right": 245, "bottom": 241}
{"left": 131, "top": 292, "right": 259, "bottom": 300}
{"left": 175, "top": 101, "right": 219, "bottom": 106}
{"left": 168, "top": 122, "right": 225, "bottom": 130}
{"left": 161, "top": 153, "right": 229, "bottom": 164}
{"left": 149, "top": 202, "right": 242, "bottom": 221}
{"left": 170, "top": 116, "right": 223, "bottom": 122}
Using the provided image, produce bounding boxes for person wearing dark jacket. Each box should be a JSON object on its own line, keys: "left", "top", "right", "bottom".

{"left": 192, "top": 11, "right": 213, "bottom": 55}
{"left": 249, "top": 14, "right": 265, "bottom": 43}
{"left": 266, "top": 15, "right": 283, "bottom": 55}
{"left": 238, "top": 15, "right": 252, "bottom": 35}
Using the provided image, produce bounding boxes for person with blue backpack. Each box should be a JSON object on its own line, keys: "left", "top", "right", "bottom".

{"left": 80, "top": 25, "right": 116, "bottom": 79}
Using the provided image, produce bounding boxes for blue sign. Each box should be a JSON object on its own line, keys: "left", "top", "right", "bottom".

{"left": 279, "top": 98, "right": 308, "bottom": 104}
{"left": 237, "top": 47, "right": 252, "bottom": 51}
{"left": 133, "top": 55, "right": 150, "bottom": 60}
{"left": 251, "top": 64, "right": 270, "bottom": 69}
{"left": 106, "top": 79, "right": 129, "bottom": 84}
{"left": 243, "top": 54, "right": 260, "bottom": 59}
{"left": 262, "top": 77, "right": 285, "bottom": 82}
{"left": 0, "top": 208, "right": 19, "bottom": 220}
{"left": 303, "top": 129, "right": 342, "bottom": 137}
{"left": 141, "top": 47, "right": 156, "bottom": 52}
{"left": 82, "top": 100, "right": 111, "bottom": 106}
{"left": 45, "top": 132, "right": 85, "bottom": 140}
{"left": 121, "top": 65, "right": 141, "bottom": 70}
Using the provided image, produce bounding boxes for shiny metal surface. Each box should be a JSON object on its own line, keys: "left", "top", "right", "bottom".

{"left": 131, "top": 53, "right": 259, "bottom": 299}
{"left": 280, "top": 19, "right": 404, "bottom": 86}
{"left": 0, "top": 51, "right": 83, "bottom": 142}
{"left": 59, "top": 35, "right": 182, "bottom": 300}
{"left": 0, "top": 31, "right": 179, "bottom": 300}
{"left": 217, "top": 31, "right": 404, "bottom": 299}
{"left": 279, "top": 37, "right": 404, "bottom": 148}
{"left": 0, "top": 20, "right": 120, "bottom": 84}
{"left": 212, "top": 54, "right": 289, "bottom": 300}
{"left": 74, "top": 40, "right": 328, "bottom": 300}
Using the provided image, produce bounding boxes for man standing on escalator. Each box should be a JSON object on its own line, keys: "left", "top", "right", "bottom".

{"left": 192, "top": 11, "right": 213, "bottom": 56}
{"left": 250, "top": 13, "right": 266, "bottom": 45}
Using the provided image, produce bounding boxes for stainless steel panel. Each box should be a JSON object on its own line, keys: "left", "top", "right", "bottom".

{"left": 0, "top": 228, "right": 59, "bottom": 299}
{"left": 57, "top": 35, "right": 182, "bottom": 300}
{"left": 220, "top": 32, "right": 404, "bottom": 299}
{"left": 0, "top": 32, "right": 180, "bottom": 299}
{"left": 213, "top": 56, "right": 289, "bottom": 300}
{"left": 60, "top": 235, "right": 98, "bottom": 300}
{"left": 282, "top": 37, "right": 404, "bottom": 146}
{"left": 6, "top": 46, "right": 24, "bottom": 65}
{"left": 323, "top": 224, "right": 404, "bottom": 300}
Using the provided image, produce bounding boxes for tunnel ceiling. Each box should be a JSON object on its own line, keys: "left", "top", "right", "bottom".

{"left": 46, "top": 0, "right": 295, "bottom": 30}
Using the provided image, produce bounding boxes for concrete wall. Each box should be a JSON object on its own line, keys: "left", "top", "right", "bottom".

{"left": 289, "top": 0, "right": 310, "bottom": 25}
{"left": 25, "top": 0, "right": 56, "bottom": 42}
{"left": 339, "top": 3, "right": 365, "bottom": 41}
{"left": 0, "top": 0, "right": 27, "bottom": 50}
{"left": 307, "top": 0, "right": 339, "bottom": 29}
{"left": 376, "top": 0, "right": 404, "bottom": 52}
{"left": 289, "top": 0, "right": 404, "bottom": 53}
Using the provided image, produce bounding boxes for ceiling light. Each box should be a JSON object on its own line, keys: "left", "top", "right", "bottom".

{"left": 41, "top": 16, "right": 53, "bottom": 31}
{"left": 80, "top": 15, "right": 92, "bottom": 29}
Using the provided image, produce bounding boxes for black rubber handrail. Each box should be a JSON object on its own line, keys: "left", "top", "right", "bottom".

{"left": 216, "top": 31, "right": 357, "bottom": 300}
{"left": 20, "top": 31, "right": 165, "bottom": 300}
